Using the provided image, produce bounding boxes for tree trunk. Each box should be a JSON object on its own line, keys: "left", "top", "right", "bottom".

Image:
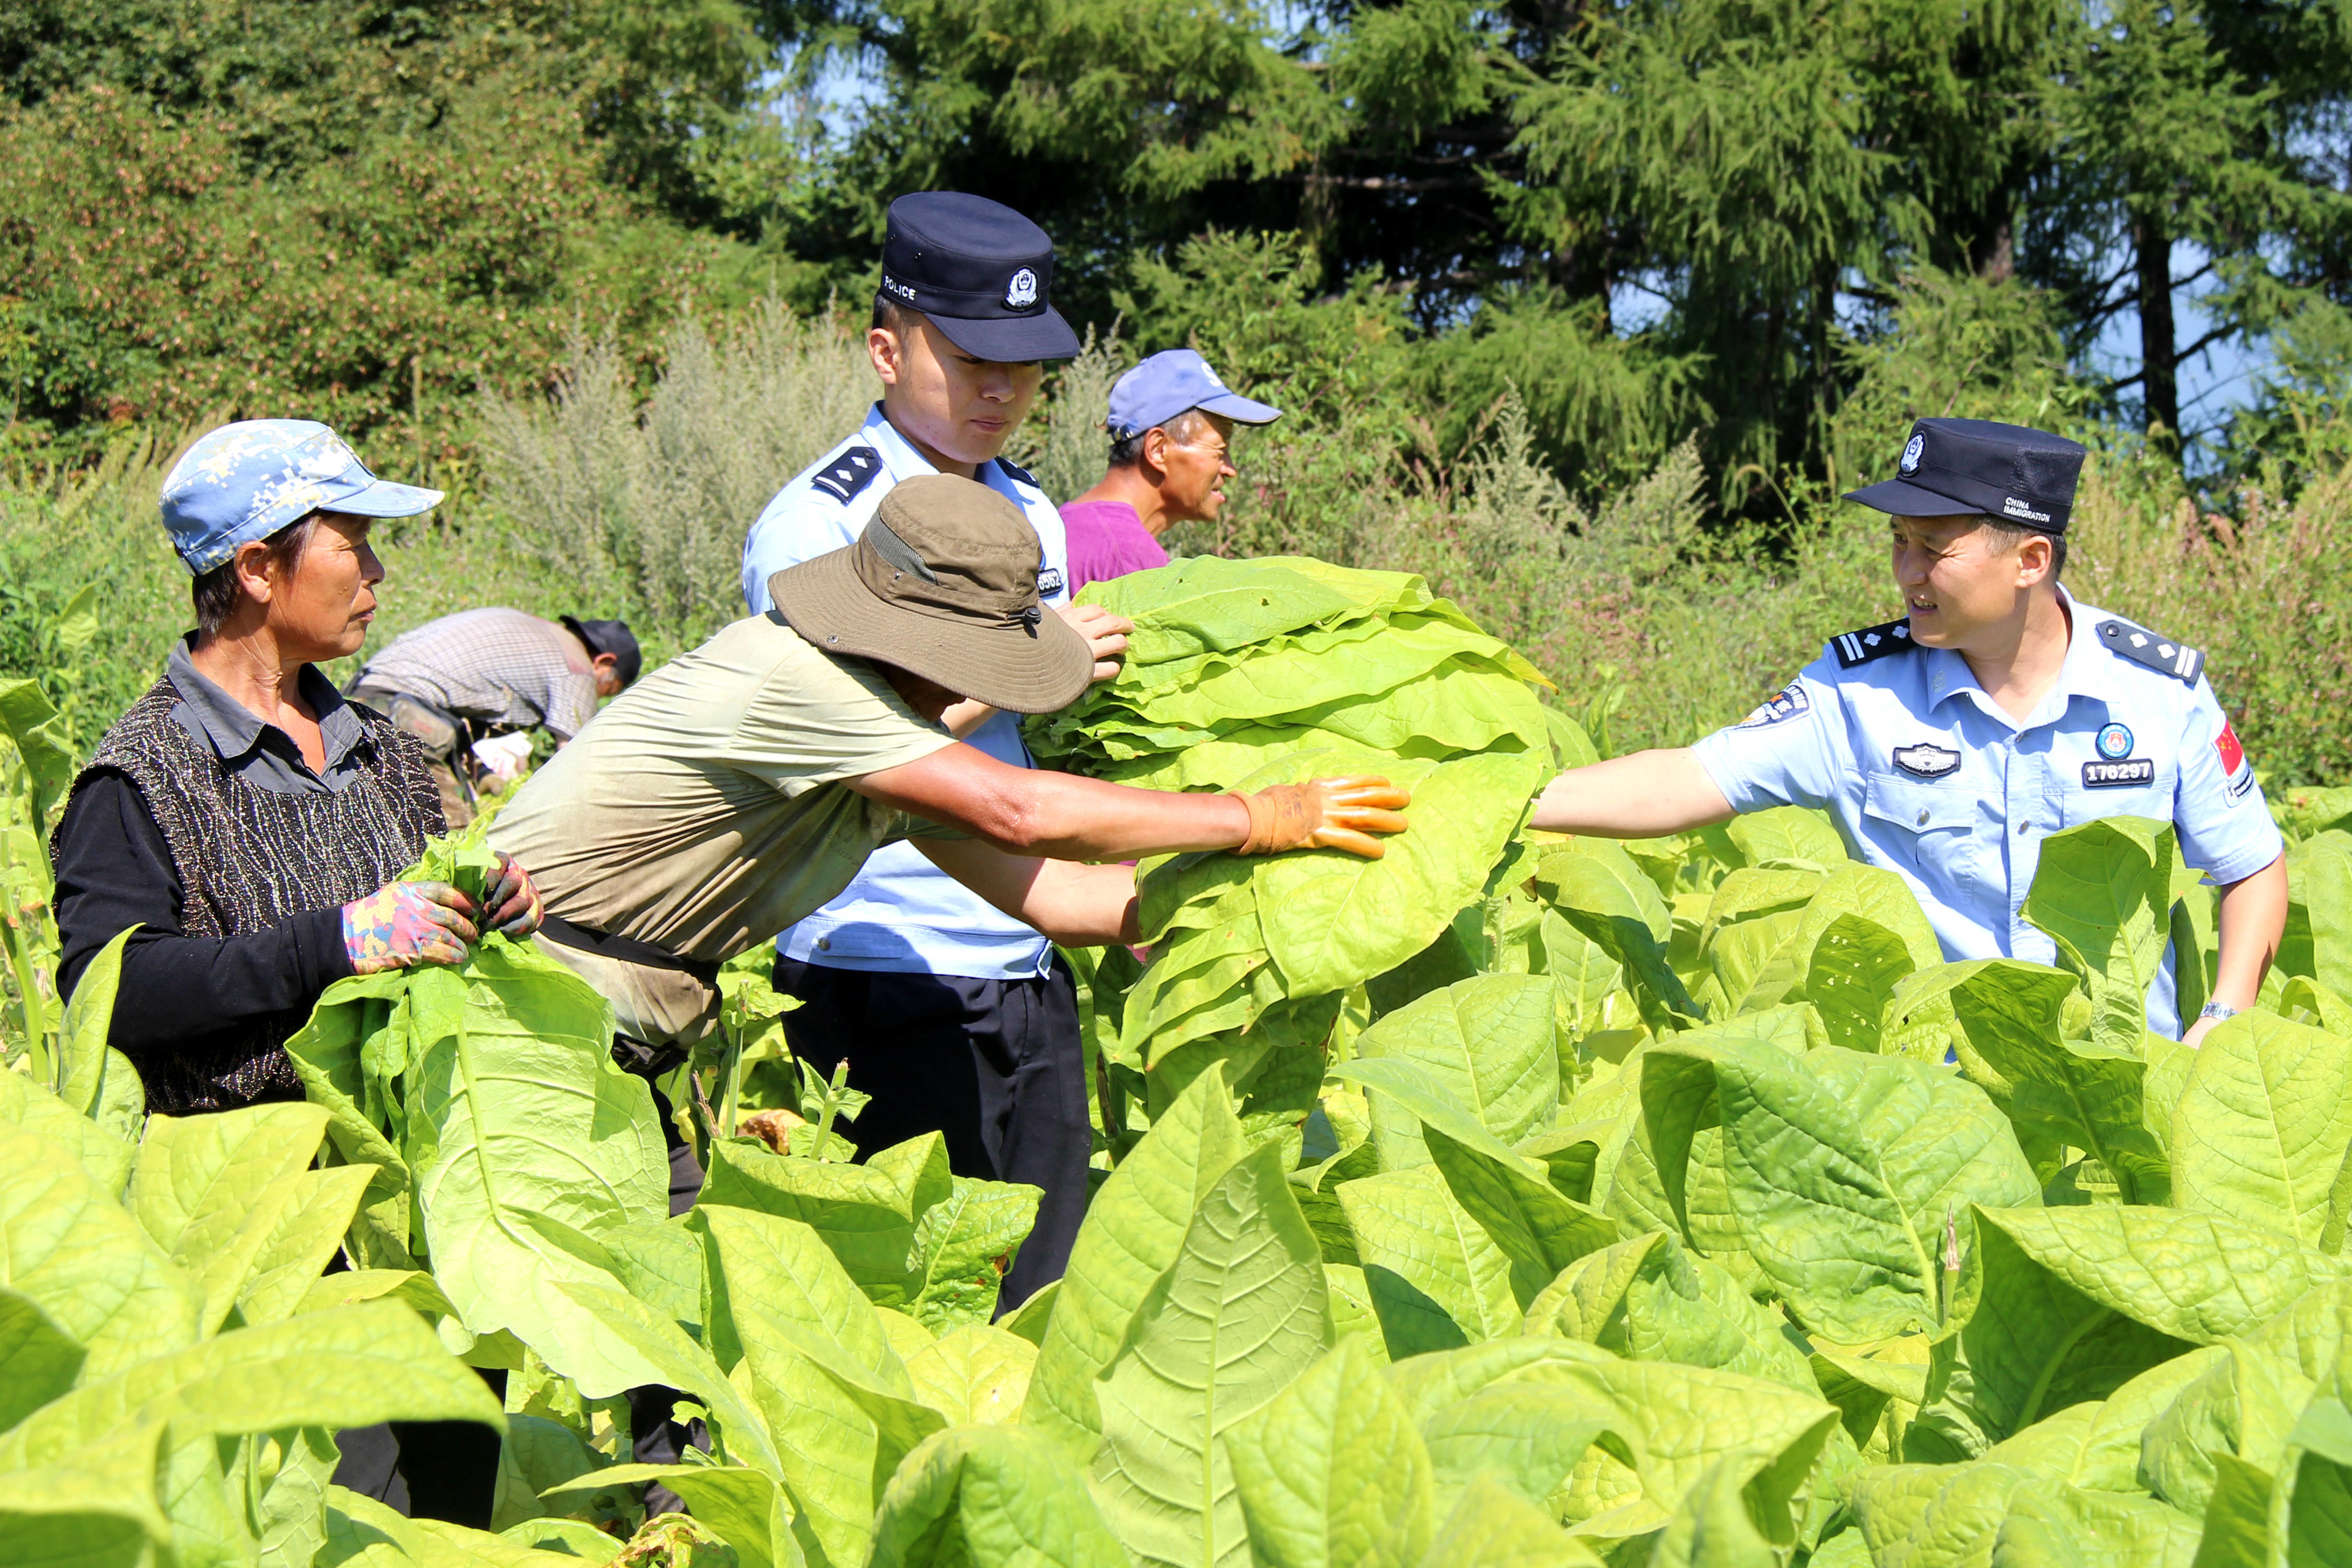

{"left": 1973, "top": 212, "right": 2015, "bottom": 283}
{"left": 2134, "top": 213, "right": 2179, "bottom": 448}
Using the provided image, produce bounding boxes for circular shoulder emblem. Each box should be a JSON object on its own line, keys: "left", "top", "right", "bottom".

{"left": 2096, "top": 721, "right": 2134, "bottom": 759}
{"left": 1005, "top": 268, "right": 1039, "bottom": 309}
{"left": 1900, "top": 433, "right": 1926, "bottom": 474}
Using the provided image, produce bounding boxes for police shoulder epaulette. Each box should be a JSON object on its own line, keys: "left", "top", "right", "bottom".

{"left": 2097, "top": 617, "right": 2204, "bottom": 684}
{"left": 810, "top": 445, "right": 884, "bottom": 504}
{"left": 1830, "top": 618, "right": 1916, "bottom": 669}
{"left": 995, "top": 456, "right": 1041, "bottom": 489}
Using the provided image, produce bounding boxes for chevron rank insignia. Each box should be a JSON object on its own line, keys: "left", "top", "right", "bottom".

{"left": 2097, "top": 618, "right": 2204, "bottom": 684}
{"left": 811, "top": 445, "right": 884, "bottom": 504}
{"left": 1831, "top": 618, "right": 1916, "bottom": 669}
{"left": 996, "top": 456, "right": 1041, "bottom": 489}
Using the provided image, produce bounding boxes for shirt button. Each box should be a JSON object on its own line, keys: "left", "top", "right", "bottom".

{"left": 1916, "top": 809, "right": 1929, "bottom": 826}
{"left": 2017, "top": 821, "right": 2030, "bottom": 835}
{"left": 815, "top": 937, "right": 831, "bottom": 951}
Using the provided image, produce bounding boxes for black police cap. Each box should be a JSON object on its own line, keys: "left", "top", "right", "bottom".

{"left": 1845, "top": 417, "right": 2087, "bottom": 533}
{"left": 878, "top": 192, "right": 1081, "bottom": 363}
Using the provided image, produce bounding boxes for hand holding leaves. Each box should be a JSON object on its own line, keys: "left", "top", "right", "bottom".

{"left": 1057, "top": 603, "right": 1133, "bottom": 683}
{"left": 1234, "top": 775, "right": 1412, "bottom": 859}
{"left": 340, "top": 880, "right": 477, "bottom": 975}
{"left": 482, "top": 851, "right": 545, "bottom": 938}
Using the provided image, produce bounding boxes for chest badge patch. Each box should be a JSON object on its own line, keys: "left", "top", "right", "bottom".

{"left": 2084, "top": 757, "right": 2157, "bottom": 788}
{"left": 2096, "top": 721, "right": 2134, "bottom": 759}
{"left": 1893, "top": 742, "right": 1960, "bottom": 779}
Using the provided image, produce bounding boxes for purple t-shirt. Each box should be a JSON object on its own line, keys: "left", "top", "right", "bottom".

{"left": 1058, "top": 500, "right": 1170, "bottom": 594}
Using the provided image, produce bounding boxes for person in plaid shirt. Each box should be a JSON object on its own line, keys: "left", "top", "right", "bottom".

{"left": 349, "top": 607, "right": 639, "bottom": 823}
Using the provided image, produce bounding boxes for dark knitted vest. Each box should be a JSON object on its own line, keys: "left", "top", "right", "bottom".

{"left": 64, "top": 676, "right": 443, "bottom": 1114}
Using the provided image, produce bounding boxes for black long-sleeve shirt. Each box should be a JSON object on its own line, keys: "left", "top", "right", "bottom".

{"left": 52, "top": 771, "right": 354, "bottom": 1051}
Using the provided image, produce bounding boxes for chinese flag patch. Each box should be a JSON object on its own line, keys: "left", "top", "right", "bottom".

{"left": 2216, "top": 720, "right": 2246, "bottom": 775}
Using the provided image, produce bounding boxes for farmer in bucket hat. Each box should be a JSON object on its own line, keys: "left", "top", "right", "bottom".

{"left": 488, "top": 470, "right": 1409, "bottom": 1178}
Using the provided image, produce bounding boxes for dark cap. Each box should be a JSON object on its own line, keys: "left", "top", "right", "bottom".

{"left": 767, "top": 474, "right": 1092, "bottom": 714}
{"left": 561, "top": 616, "right": 641, "bottom": 686}
{"left": 879, "top": 192, "right": 1082, "bottom": 363}
{"left": 1845, "top": 418, "right": 2088, "bottom": 533}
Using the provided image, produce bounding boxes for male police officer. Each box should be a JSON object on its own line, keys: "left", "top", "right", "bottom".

{"left": 1532, "top": 417, "right": 2287, "bottom": 1046}
{"left": 739, "top": 191, "right": 1113, "bottom": 1307}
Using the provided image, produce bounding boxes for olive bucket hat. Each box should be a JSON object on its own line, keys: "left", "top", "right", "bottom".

{"left": 769, "top": 473, "right": 1092, "bottom": 714}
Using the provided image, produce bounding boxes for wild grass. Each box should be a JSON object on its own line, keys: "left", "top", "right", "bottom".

{"left": 6, "top": 304, "right": 2349, "bottom": 786}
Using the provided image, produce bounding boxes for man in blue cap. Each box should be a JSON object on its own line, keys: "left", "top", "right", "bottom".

{"left": 736, "top": 191, "right": 1125, "bottom": 1312}
{"left": 1531, "top": 417, "right": 2288, "bottom": 1046}
{"left": 1059, "top": 348, "right": 1283, "bottom": 593}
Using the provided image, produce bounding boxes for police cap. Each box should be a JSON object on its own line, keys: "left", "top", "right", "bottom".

{"left": 878, "top": 192, "right": 1082, "bottom": 363}
{"left": 1845, "top": 417, "right": 2087, "bottom": 534}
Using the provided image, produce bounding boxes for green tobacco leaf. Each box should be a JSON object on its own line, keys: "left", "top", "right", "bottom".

{"left": 539, "top": 1466, "right": 794, "bottom": 1567}
{"left": 2022, "top": 817, "right": 2176, "bottom": 1053}
{"left": 2281, "top": 1396, "right": 2352, "bottom": 1567}
{"left": 1523, "top": 1229, "right": 1672, "bottom": 1342}
{"left": 2171, "top": 1010, "right": 2352, "bottom": 1247}
{"left": 52, "top": 926, "right": 142, "bottom": 1135}
{"left": 2140, "top": 1279, "right": 2352, "bottom": 1518}
{"left": 1530, "top": 1229, "right": 1817, "bottom": 1394}
{"left": 488, "top": 1414, "right": 603, "bottom": 1534}
{"left": 0, "top": 1301, "right": 501, "bottom": 1470}
{"left": 1988, "top": 1480, "right": 2204, "bottom": 1565}
{"left": 1258, "top": 747, "right": 1547, "bottom": 998}
{"left": 1092, "top": 1143, "right": 1332, "bottom": 1568}
{"left": 1538, "top": 844, "right": 1700, "bottom": 1032}
{"left": 1919, "top": 958, "right": 2171, "bottom": 1204}
{"left": 0, "top": 1119, "right": 198, "bottom": 1380}
{"left": 1023, "top": 1063, "right": 1244, "bottom": 1458}
{"left": 0, "top": 678, "right": 74, "bottom": 832}
{"left": 0, "top": 1066, "right": 135, "bottom": 1196}
{"left": 0, "top": 1285, "right": 86, "bottom": 1432}
{"left": 0, "top": 1423, "right": 171, "bottom": 1568}
{"left": 1791, "top": 912, "right": 1918, "bottom": 1054}
{"left": 907, "top": 1175, "right": 1042, "bottom": 1332}
{"left": 1642, "top": 1040, "right": 2036, "bottom": 1341}
{"left": 128, "top": 1103, "right": 335, "bottom": 1334}
{"left": 902, "top": 1325, "right": 1035, "bottom": 1425}
{"left": 1338, "top": 1166, "right": 1521, "bottom": 1356}
{"left": 1226, "top": 1340, "right": 1434, "bottom": 1568}
{"left": 1380, "top": 1337, "right": 1616, "bottom": 1424}
{"left": 2290, "top": 832, "right": 2352, "bottom": 1001}
{"left": 1545, "top": 1358, "right": 1840, "bottom": 1540}
{"left": 1348, "top": 974, "right": 1559, "bottom": 1170}
{"left": 1419, "top": 1474, "right": 1605, "bottom": 1565}
{"left": 1923, "top": 1206, "right": 2342, "bottom": 1457}
{"left": 701, "top": 1134, "right": 953, "bottom": 1311}
{"left": 1647, "top": 1451, "right": 1784, "bottom": 1568}
{"left": 1420, "top": 1381, "right": 1609, "bottom": 1523}
{"left": 548, "top": 1281, "right": 776, "bottom": 1475}
{"left": 868, "top": 1425, "right": 1129, "bottom": 1568}
{"left": 1422, "top": 1123, "right": 1620, "bottom": 1308}
{"left": 236, "top": 1166, "right": 378, "bottom": 1327}
{"left": 1727, "top": 806, "right": 1846, "bottom": 869}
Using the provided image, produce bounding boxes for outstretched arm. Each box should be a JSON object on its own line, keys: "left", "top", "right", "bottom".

{"left": 916, "top": 841, "right": 1140, "bottom": 947}
{"left": 1529, "top": 749, "right": 1737, "bottom": 838}
{"left": 850, "top": 747, "right": 1408, "bottom": 862}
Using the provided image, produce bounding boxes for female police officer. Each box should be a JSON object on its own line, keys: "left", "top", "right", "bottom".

{"left": 1531, "top": 417, "right": 2287, "bottom": 1046}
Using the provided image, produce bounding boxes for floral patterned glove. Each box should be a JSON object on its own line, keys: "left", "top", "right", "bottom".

{"left": 341, "top": 881, "right": 478, "bottom": 975}
{"left": 481, "top": 851, "right": 545, "bottom": 939}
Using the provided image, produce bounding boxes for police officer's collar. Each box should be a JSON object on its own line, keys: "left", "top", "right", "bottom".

{"left": 862, "top": 402, "right": 1033, "bottom": 500}
{"left": 1920, "top": 585, "right": 2108, "bottom": 726}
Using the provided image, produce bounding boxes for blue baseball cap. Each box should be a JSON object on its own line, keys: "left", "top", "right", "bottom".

{"left": 1104, "top": 350, "right": 1282, "bottom": 441}
{"left": 160, "top": 419, "right": 444, "bottom": 575}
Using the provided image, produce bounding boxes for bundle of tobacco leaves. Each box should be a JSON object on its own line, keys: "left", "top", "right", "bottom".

{"left": 1027, "top": 555, "right": 1564, "bottom": 1094}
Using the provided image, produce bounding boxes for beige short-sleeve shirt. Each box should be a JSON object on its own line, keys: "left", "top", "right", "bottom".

{"left": 488, "top": 614, "right": 960, "bottom": 969}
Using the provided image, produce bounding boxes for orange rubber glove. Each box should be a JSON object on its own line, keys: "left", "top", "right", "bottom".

{"left": 1232, "top": 776, "right": 1411, "bottom": 860}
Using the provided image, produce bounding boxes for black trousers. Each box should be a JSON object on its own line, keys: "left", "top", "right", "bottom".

{"left": 774, "top": 954, "right": 1090, "bottom": 1310}
{"left": 330, "top": 1368, "right": 506, "bottom": 1527}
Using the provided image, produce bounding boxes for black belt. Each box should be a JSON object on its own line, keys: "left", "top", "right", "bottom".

{"left": 537, "top": 912, "right": 720, "bottom": 989}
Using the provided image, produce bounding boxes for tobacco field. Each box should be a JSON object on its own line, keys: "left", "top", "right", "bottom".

{"left": 13, "top": 558, "right": 2352, "bottom": 1568}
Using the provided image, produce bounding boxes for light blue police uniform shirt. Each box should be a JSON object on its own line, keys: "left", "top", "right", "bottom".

{"left": 741, "top": 402, "right": 1069, "bottom": 980}
{"left": 1690, "top": 588, "right": 2283, "bottom": 1037}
